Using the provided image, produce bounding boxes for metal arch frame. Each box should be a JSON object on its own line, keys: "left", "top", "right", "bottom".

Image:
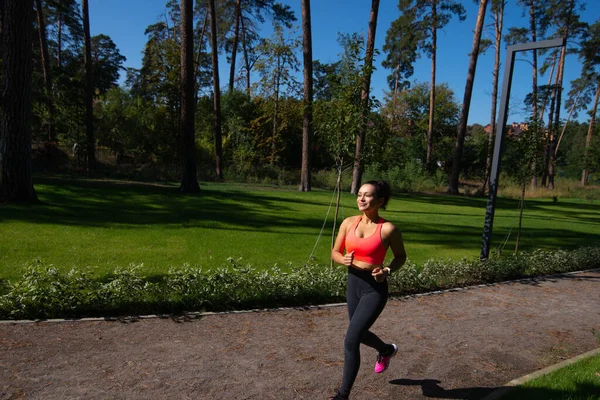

{"left": 480, "top": 38, "right": 565, "bottom": 261}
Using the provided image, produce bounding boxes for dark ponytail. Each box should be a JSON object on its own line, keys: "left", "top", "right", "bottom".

{"left": 364, "top": 180, "right": 391, "bottom": 210}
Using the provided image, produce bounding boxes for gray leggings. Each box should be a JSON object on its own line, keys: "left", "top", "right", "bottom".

{"left": 339, "top": 267, "right": 389, "bottom": 397}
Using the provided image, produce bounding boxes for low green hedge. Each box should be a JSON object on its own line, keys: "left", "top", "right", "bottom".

{"left": 1, "top": 247, "right": 599, "bottom": 320}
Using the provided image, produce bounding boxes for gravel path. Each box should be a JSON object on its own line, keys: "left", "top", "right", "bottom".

{"left": 1, "top": 270, "right": 599, "bottom": 400}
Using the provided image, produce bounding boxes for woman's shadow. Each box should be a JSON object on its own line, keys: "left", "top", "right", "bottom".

{"left": 389, "top": 378, "right": 497, "bottom": 399}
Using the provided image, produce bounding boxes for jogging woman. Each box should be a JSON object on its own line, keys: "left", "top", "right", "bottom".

{"left": 329, "top": 180, "right": 407, "bottom": 400}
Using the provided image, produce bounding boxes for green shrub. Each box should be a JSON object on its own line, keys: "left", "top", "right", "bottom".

{"left": 165, "top": 264, "right": 211, "bottom": 309}
{"left": 311, "top": 169, "right": 353, "bottom": 191}
{"left": 388, "top": 247, "right": 600, "bottom": 294}
{"left": 363, "top": 162, "right": 446, "bottom": 193}
{"left": 97, "top": 264, "right": 157, "bottom": 315}
{"left": 1, "top": 247, "right": 598, "bottom": 320}
{"left": 0, "top": 261, "right": 97, "bottom": 319}
{"left": 223, "top": 164, "right": 299, "bottom": 186}
{"left": 165, "top": 258, "right": 347, "bottom": 311}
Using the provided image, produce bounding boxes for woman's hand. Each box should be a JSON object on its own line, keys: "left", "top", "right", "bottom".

{"left": 371, "top": 267, "right": 389, "bottom": 283}
{"left": 343, "top": 251, "right": 355, "bottom": 266}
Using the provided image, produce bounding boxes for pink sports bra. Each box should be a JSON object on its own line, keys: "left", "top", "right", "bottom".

{"left": 344, "top": 217, "right": 387, "bottom": 265}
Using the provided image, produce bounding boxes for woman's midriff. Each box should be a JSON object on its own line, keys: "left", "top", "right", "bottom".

{"left": 350, "top": 259, "right": 383, "bottom": 271}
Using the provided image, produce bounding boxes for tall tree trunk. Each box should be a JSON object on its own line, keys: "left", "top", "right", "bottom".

{"left": 393, "top": 65, "right": 400, "bottom": 98}
{"left": 271, "top": 62, "right": 280, "bottom": 164}
{"left": 539, "top": 51, "right": 557, "bottom": 122}
{"left": 208, "top": 0, "right": 223, "bottom": 179}
{"left": 331, "top": 167, "right": 343, "bottom": 269}
{"left": 228, "top": 0, "right": 242, "bottom": 92}
{"left": 392, "top": 65, "right": 400, "bottom": 133}
{"left": 483, "top": 0, "right": 505, "bottom": 194}
{"left": 57, "top": 11, "right": 62, "bottom": 68}
{"left": 529, "top": 0, "right": 538, "bottom": 119}
{"left": 350, "top": 0, "right": 380, "bottom": 194}
{"left": 82, "top": 0, "right": 95, "bottom": 170}
{"left": 549, "top": 0, "right": 575, "bottom": 190}
{"left": 179, "top": 0, "right": 200, "bottom": 193}
{"left": 194, "top": 9, "right": 208, "bottom": 103}
{"left": 548, "top": 44, "right": 567, "bottom": 190}
{"left": 34, "top": 0, "right": 56, "bottom": 143}
{"left": 555, "top": 89, "right": 581, "bottom": 156}
{"left": 426, "top": 1, "right": 437, "bottom": 172}
{"left": 299, "top": 0, "right": 313, "bottom": 192}
{"left": 514, "top": 183, "right": 526, "bottom": 254}
{"left": 241, "top": 15, "right": 251, "bottom": 96}
{"left": 448, "top": 0, "right": 488, "bottom": 195}
{"left": 528, "top": 0, "right": 538, "bottom": 189}
{"left": 581, "top": 82, "right": 599, "bottom": 186}
{"left": 0, "top": 0, "right": 38, "bottom": 203}
{"left": 542, "top": 56, "right": 561, "bottom": 187}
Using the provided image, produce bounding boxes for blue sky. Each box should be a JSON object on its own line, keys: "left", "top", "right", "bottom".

{"left": 87, "top": 0, "right": 599, "bottom": 125}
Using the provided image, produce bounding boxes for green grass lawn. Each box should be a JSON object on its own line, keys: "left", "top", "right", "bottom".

{"left": 499, "top": 352, "right": 600, "bottom": 400}
{"left": 1, "top": 176, "right": 599, "bottom": 281}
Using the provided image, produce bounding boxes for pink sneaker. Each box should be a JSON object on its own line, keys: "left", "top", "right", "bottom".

{"left": 374, "top": 344, "right": 398, "bottom": 373}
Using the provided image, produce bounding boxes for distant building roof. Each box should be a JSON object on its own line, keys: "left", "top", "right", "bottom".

{"left": 483, "top": 122, "right": 529, "bottom": 137}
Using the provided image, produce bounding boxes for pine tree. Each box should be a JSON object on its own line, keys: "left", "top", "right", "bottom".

{"left": 383, "top": 0, "right": 466, "bottom": 172}
{"left": 179, "top": 0, "right": 201, "bottom": 192}
{"left": 0, "top": 0, "right": 39, "bottom": 203}
{"left": 299, "top": 0, "right": 313, "bottom": 192}
{"left": 350, "top": 0, "right": 380, "bottom": 194}
{"left": 447, "top": 0, "right": 488, "bottom": 195}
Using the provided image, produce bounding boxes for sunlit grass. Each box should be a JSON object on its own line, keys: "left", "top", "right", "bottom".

{"left": 455, "top": 177, "right": 600, "bottom": 200}
{"left": 499, "top": 352, "right": 600, "bottom": 400}
{"left": 499, "top": 178, "right": 600, "bottom": 201}
{"left": 0, "top": 176, "right": 599, "bottom": 281}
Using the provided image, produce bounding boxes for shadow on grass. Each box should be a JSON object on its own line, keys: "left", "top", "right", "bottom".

{"left": 485, "top": 384, "right": 600, "bottom": 400}
{"left": 398, "top": 222, "right": 600, "bottom": 254}
{"left": 496, "top": 383, "right": 600, "bottom": 400}
{"left": 0, "top": 177, "right": 330, "bottom": 233}
{"left": 400, "top": 193, "right": 600, "bottom": 224}
{"left": 390, "top": 378, "right": 600, "bottom": 399}
{"left": 1, "top": 177, "right": 599, "bottom": 255}
{"left": 390, "top": 378, "right": 496, "bottom": 399}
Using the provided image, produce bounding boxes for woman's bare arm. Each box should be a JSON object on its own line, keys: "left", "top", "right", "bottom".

{"left": 372, "top": 223, "right": 406, "bottom": 281}
{"left": 386, "top": 224, "right": 407, "bottom": 272}
{"left": 331, "top": 217, "right": 356, "bottom": 266}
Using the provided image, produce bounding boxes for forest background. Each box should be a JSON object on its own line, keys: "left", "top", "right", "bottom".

{"left": 1, "top": 0, "right": 600, "bottom": 202}
{"left": 89, "top": 0, "right": 598, "bottom": 126}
